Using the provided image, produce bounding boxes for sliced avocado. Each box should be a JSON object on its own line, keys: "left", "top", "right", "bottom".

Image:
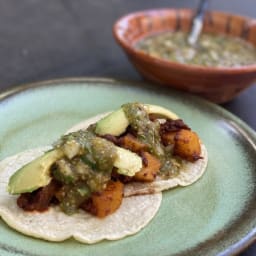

{"left": 95, "top": 108, "right": 129, "bottom": 136}
{"left": 95, "top": 104, "right": 179, "bottom": 136}
{"left": 8, "top": 145, "right": 142, "bottom": 194}
{"left": 8, "top": 149, "right": 64, "bottom": 194}
{"left": 114, "top": 146, "right": 142, "bottom": 176}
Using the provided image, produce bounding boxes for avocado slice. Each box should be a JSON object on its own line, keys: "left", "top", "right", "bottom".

{"left": 8, "top": 149, "right": 64, "bottom": 194}
{"left": 8, "top": 145, "right": 142, "bottom": 194}
{"left": 95, "top": 104, "right": 179, "bottom": 136}
{"left": 95, "top": 108, "right": 129, "bottom": 136}
{"left": 114, "top": 146, "right": 142, "bottom": 176}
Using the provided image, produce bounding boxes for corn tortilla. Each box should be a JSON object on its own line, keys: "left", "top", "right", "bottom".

{"left": 0, "top": 148, "right": 162, "bottom": 243}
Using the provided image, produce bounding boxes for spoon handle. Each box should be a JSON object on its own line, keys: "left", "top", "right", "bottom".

{"left": 196, "top": 0, "right": 209, "bottom": 19}
{"left": 188, "top": 0, "right": 209, "bottom": 46}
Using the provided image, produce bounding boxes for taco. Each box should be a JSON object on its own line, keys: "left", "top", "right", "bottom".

{"left": 0, "top": 102, "right": 207, "bottom": 243}
{"left": 0, "top": 148, "right": 162, "bottom": 243}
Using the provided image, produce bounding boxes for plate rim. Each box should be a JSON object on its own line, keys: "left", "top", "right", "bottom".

{"left": 0, "top": 76, "right": 255, "bottom": 256}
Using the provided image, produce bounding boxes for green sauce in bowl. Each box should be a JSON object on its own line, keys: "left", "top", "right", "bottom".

{"left": 136, "top": 31, "right": 256, "bottom": 67}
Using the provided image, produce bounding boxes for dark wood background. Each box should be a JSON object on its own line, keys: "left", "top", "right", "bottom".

{"left": 0, "top": 0, "right": 255, "bottom": 255}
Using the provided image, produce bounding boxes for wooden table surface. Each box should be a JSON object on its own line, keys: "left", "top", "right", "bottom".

{"left": 0, "top": 0, "right": 255, "bottom": 255}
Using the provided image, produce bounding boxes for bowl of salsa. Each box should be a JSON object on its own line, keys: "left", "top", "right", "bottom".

{"left": 113, "top": 9, "right": 256, "bottom": 103}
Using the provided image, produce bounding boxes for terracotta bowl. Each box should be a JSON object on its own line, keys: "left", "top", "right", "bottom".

{"left": 113, "top": 9, "right": 256, "bottom": 103}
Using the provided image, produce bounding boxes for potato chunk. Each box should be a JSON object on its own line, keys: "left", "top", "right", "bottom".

{"left": 91, "top": 180, "right": 124, "bottom": 218}
{"left": 119, "top": 134, "right": 148, "bottom": 153}
{"left": 134, "top": 152, "right": 161, "bottom": 182}
{"left": 161, "top": 131, "right": 176, "bottom": 146}
{"left": 174, "top": 129, "right": 201, "bottom": 162}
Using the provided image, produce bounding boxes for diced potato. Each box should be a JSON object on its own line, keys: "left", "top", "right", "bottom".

{"left": 119, "top": 134, "right": 148, "bottom": 153}
{"left": 91, "top": 180, "right": 124, "bottom": 218}
{"left": 134, "top": 152, "right": 161, "bottom": 182}
{"left": 174, "top": 129, "right": 201, "bottom": 162}
{"left": 161, "top": 131, "right": 176, "bottom": 146}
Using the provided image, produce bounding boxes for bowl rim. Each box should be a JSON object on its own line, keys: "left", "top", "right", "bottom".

{"left": 113, "top": 8, "right": 256, "bottom": 74}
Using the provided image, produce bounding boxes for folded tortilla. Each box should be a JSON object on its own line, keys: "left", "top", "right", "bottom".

{"left": 0, "top": 148, "right": 162, "bottom": 243}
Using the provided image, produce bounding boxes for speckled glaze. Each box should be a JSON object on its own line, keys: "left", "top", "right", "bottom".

{"left": 113, "top": 9, "right": 256, "bottom": 103}
{"left": 0, "top": 78, "right": 255, "bottom": 256}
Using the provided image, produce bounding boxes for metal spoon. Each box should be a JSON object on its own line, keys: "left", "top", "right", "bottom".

{"left": 188, "top": 0, "right": 209, "bottom": 46}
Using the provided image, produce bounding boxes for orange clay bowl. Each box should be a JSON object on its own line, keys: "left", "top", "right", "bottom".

{"left": 113, "top": 9, "right": 256, "bottom": 103}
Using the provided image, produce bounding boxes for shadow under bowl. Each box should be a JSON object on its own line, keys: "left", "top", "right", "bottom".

{"left": 113, "top": 9, "right": 256, "bottom": 103}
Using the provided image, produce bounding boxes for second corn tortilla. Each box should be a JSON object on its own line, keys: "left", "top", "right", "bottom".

{"left": 0, "top": 148, "right": 162, "bottom": 243}
{"left": 67, "top": 112, "right": 208, "bottom": 197}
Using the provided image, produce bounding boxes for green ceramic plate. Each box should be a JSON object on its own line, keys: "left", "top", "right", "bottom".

{"left": 0, "top": 78, "right": 255, "bottom": 256}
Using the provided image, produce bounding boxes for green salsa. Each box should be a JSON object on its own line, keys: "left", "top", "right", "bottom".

{"left": 53, "top": 128, "right": 117, "bottom": 214}
{"left": 41, "top": 103, "right": 182, "bottom": 214}
{"left": 122, "top": 103, "right": 164, "bottom": 158}
{"left": 122, "top": 103, "right": 181, "bottom": 177}
{"left": 136, "top": 31, "right": 256, "bottom": 67}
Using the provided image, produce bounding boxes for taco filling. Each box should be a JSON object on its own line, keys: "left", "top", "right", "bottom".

{"left": 7, "top": 102, "right": 206, "bottom": 219}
